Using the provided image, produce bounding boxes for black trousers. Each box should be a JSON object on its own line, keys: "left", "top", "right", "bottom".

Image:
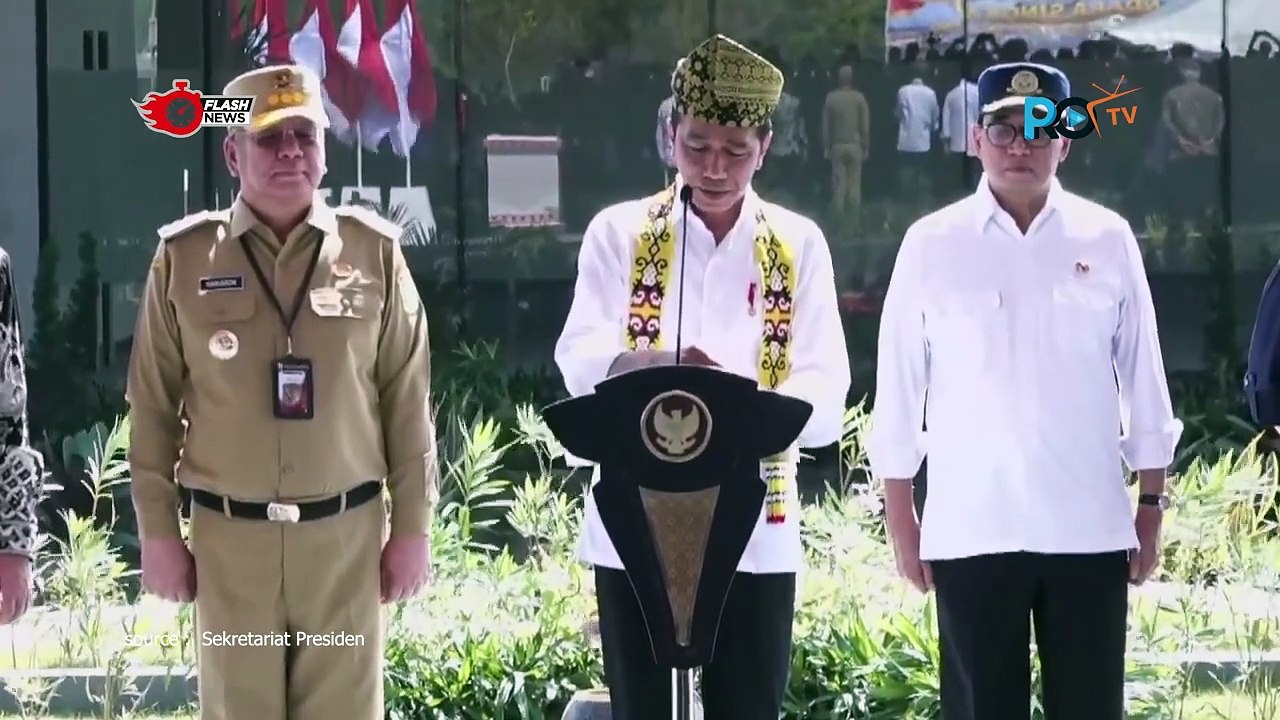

{"left": 594, "top": 566, "right": 796, "bottom": 720}
{"left": 931, "top": 551, "right": 1130, "bottom": 720}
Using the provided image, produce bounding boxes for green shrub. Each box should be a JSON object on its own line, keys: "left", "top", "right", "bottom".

{"left": 26, "top": 405, "right": 1280, "bottom": 719}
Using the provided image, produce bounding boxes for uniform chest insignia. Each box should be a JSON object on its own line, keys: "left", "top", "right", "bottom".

{"left": 199, "top": 275, "right": 244, "bottom": 293}
{"left": 209, "top": 329, "right": 239, "bottom": 359}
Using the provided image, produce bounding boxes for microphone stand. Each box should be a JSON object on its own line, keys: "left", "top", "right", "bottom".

{"left": 670, "top": 180, "right": 698, "bottom": 719}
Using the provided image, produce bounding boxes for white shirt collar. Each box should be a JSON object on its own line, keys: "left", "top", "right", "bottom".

{"left": 971, "top": 172, "right": 1068, "bottom": 235}
{"left": 672, "top": 173, "right": 763, "bottom": 247}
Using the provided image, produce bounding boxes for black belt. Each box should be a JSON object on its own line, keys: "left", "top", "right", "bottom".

{"left": 188, "top": 480, "right": 382, "bottom": 522}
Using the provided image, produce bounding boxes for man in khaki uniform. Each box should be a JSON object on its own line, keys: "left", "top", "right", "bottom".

{"left": 126, "top": 64, "right": 437, "bottom": 720}
{"left": 822, "top": 65, "right": 870, "bottom": 223}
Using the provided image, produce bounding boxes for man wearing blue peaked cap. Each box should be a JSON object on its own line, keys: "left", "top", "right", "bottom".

{"left": 869, "top": 59, "right": 1181, "bottom": 720}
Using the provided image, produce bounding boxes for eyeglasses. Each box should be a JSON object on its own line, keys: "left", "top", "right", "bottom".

{"left": 983, "top": 123, "right": 1054, "bottom": 148}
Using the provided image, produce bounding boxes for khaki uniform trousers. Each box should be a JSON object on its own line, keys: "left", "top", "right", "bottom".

{"left": 188, "top": 491, "right": 389, "bottom": 720}
{"left": 829, "top": 143, "right": 864, "bottom": 216}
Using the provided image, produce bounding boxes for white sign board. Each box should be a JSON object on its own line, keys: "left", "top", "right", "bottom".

{"left": 484, "top": 135, "right": 562, "bottom": 228}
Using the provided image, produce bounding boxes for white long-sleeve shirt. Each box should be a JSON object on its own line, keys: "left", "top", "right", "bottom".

{"left": 867, "top": 175, "right": 1183, "bottom": 562}
{"left": 896, "top": 79, "right": 939, "bottom": 153}
{"left": 940, "top": 80, "right": 980, "bottom": 155}
{"left": 555, "top": 180, "right": 851, "bottom": 574}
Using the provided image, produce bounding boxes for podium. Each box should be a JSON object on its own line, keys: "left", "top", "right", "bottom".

{"left": 541, "top": 364, "right": 812, "bottom": 718}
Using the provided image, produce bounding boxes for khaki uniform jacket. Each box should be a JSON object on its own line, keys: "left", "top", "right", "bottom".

{"left": 126, "top": 197, "right": 438, "bottom": 540}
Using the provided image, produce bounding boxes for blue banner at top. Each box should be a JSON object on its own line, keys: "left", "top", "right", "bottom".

{"left": 885, "top": 0, "right": 1203, "bottom": 51}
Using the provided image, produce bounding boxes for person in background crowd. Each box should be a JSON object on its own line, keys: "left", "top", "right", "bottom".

{"left": 822, "top": 64, "right": 871, "bottom": 228}
{"left": 1160, "top": 59, "right": 1225, "bottom": 226}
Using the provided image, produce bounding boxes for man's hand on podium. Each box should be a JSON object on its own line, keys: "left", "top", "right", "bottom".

{"left": 679, "top": 346, "right": 720, "bottom": 367}
{"left": 608, "top": 347, "right": 721, "bottom": 376}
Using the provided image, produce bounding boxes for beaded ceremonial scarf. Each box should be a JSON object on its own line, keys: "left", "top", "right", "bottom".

{"left": 624, "top": 184, "right": 798, "bottom": 524}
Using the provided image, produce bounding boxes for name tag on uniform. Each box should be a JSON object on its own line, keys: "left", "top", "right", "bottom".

{"left": 200, "top": 275, "right": 244, "bottom": 293}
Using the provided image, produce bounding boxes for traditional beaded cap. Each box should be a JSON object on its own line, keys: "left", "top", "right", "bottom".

{"left": 670, "top": 34, "right": 784, "bottom": 128}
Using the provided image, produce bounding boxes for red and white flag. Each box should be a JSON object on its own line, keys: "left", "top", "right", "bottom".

{"left": 229, "top": 0, "right": 290, "bottom": 66}
{"left": 288, "top": 0, "right": 356, "bottom": 137}
{"left": 333, "top": 0, "right": 399, "bottom": 150}
{"left": 379, "top": 0, "right": 438, "bottom": 157}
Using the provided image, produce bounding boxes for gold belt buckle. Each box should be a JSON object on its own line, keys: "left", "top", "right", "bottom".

{"left": 266, "top": 502, "right": 300, "bottom": 523}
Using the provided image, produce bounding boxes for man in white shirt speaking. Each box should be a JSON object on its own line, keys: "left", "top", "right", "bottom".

{"left": 554, "top": 33, "right": 850, "bottom": 720}
{"left": 868, "top": 62, "right": 1183, "bottom": 720}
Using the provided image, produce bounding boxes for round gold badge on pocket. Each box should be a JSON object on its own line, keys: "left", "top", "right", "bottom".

{"left": 209, "top": 329, "right": 239, "bottom": 360}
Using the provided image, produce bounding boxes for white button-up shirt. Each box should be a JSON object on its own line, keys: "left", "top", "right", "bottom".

{"left": 940, "top": 80, "right": 980, "bottom": 156}
{"left": 867, "top": 176, "right": 1183, "bottom": 562}
{"left": 896, "top": 79, "right": 939, "bottom": 153}
{"left": 555, "top": 179, "right": 851, "bottom": 574}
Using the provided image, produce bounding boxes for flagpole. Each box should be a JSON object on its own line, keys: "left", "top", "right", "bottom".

{"left": 405, "top": 151, "right": 411, "bottom": 187}
{"left": 356, "top": 120, "right": 364, "bottom": 188}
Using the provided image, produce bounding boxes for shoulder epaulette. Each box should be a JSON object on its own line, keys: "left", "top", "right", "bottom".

{"left": 157, "top": 210, "right": 227, "bottom": 242}
{"left": 334, "top": 204, "right": 404, "bottom": 242}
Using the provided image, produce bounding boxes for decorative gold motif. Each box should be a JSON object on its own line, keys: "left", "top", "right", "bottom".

{"left": 641, "top": 391, "right": 712, "bottom": 463}
{"left": 670, "top": 34, "right": 784, "bottom": 127}
{"left": 639, "top": 485, "right": 718, "bottom": 646}
{"left": 1009, "top": 69, "right": 1040, "bottom": 95}
{"left": 762, "top": 452, "right": 794, "bottom": 525}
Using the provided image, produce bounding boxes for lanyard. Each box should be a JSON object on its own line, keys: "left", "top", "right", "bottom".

{"left": 238, "top": 234, "right": 323, "bottom": 355}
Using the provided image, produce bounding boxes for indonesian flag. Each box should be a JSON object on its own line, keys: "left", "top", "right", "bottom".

{"left": 229, "top": 0, "right": 290, "bottom": 65}
{"left": 379, "top": 0, "right": 438, "bottom": 157}
{"left": 288, "top": 0, "right": 355, "bottom": 138}
{"left": 333, "top": 0, "right": 400, "bottom": 149}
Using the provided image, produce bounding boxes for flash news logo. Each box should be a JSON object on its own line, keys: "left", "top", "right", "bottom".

{"left": 1024, "top": 76, "right": 1141, "bottom": 140}
{"left": 131, "top": 79, "right": 255, "bottom": 138}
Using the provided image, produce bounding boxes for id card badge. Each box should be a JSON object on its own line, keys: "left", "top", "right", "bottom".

{"left": 273, "top": 356, "right": 314, "bottom": 420}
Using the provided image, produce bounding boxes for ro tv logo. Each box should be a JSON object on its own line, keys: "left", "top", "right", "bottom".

{"left": 1024, "top": 76, "right": 1141, "bottom": 140}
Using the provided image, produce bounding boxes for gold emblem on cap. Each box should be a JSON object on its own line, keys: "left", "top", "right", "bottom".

{"left": 641, "top": 390, "right": 712, "bottom": 463}
{"left": 1009, "top": 70, "right": 1040, "bottom": 96}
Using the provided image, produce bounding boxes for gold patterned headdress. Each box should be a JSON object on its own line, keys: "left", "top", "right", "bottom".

{"left": 670, "top": 34, "right": 784, "bottom": 128}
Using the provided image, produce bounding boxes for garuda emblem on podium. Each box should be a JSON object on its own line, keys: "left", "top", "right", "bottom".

{"left": 642, "top": 390, "right": 712, "bottom": 462}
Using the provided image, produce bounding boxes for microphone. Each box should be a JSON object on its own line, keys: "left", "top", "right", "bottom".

{"left": 674, "top": 184, "right": 693, "bottom": 366}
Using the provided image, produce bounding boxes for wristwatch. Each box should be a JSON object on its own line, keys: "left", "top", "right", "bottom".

{"left": 1137, "top": 493, "right": 1171, "bottom": 510}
